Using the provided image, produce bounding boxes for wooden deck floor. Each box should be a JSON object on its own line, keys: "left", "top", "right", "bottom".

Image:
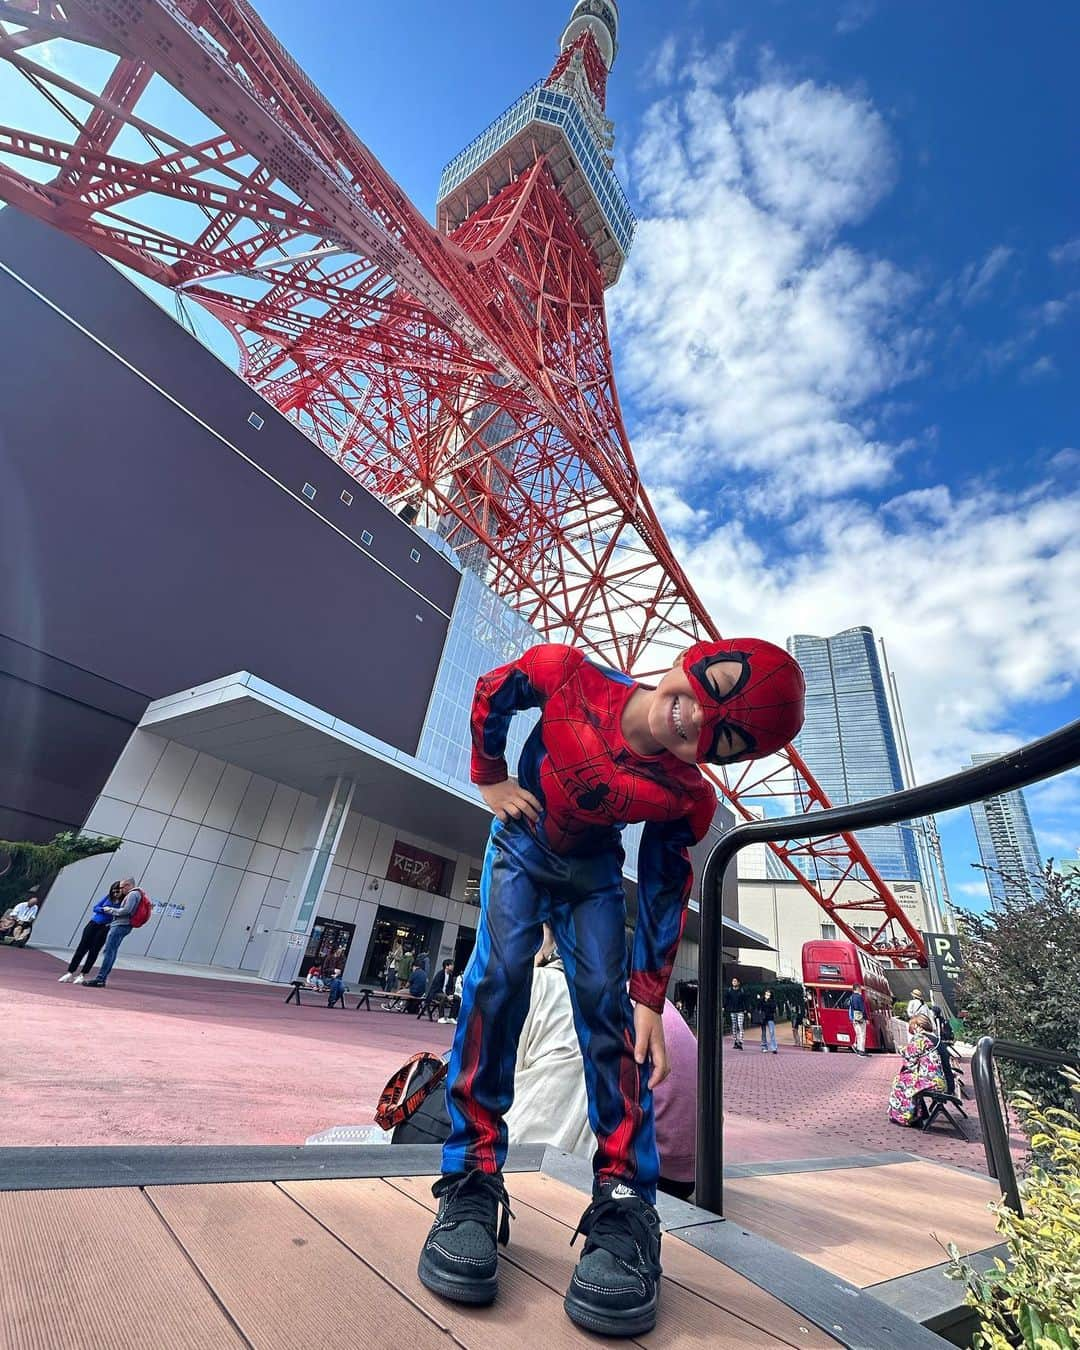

{"left": 2, "top": 1170, "right": 840, "bottom": 1349}
{"left": 724, "top": 1159, "right": 1002, "bottom": 1288}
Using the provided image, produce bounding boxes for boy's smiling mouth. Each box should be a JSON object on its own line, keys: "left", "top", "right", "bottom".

{"left": 670, "top": 696, "right": 689, "bottom": 742}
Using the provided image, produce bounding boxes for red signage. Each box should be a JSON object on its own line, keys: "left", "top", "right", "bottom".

{"left": 387, "top": 840, "right": 451, "bottom": 896}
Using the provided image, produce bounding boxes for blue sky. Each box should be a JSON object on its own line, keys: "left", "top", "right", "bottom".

{"left": 3, "top": 1, "right": 1077, "bottom": 909}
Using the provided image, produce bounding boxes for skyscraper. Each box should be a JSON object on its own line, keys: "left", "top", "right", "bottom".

{"left": 787, "top": 627, "right": 922, "bottom": 883}
{"left": 969, "top": 755, "right": 1044, "bottom": 907}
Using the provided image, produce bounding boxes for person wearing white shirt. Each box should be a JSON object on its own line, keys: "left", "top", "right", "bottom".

{"left": 1, "top": 893, "right": 39, "bottom": 944}
{"left": 906, "top": 987, "right": 933, "bottom": 1022}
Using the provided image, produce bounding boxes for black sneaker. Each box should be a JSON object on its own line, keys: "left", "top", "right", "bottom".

{"left": 417, "top": 1170, "right": 512, "bottom": 1305}
{"left": 564, "top": 1182, "right": 662, "bottom": 1337}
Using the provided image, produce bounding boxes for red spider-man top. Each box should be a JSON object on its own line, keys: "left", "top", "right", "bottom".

{"left": 470, "top": 643, "right": 717, "bottom": 1010}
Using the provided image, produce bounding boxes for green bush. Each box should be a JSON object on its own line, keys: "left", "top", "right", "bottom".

{"left": 946, "top": 1068, "right": 1080, "bottom": 1348}
{"left": 0, "top": 832, "right": 121, "bottom": 912}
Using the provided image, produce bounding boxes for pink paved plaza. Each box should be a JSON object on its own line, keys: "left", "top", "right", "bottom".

{"left": 3, "top": 945, "right": 1000, "bottom": 1173}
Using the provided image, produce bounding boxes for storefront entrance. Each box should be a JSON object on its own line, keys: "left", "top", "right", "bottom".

{"left": 363, "top": 908, "right": 433, "bottom": 984}
{"left": 302, "top": 917, "right": 355, "bottom": 976}
{"left": 454, "top": 928, "right": 476, "bottom": 977}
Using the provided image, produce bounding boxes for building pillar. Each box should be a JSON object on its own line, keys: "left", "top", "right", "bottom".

{"left": 259, "top": 774, "right": 356, "bottom": 982}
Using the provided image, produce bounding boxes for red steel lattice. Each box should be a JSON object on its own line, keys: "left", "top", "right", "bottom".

{"left": 0, "top": 0, "right": 927, "bottom": 963}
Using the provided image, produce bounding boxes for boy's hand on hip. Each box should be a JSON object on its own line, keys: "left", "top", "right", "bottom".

{"left": 633, "top": 1003, "right": 669, "bottom": 1090}
{"left": 479, "top": 777, "right": 543, "bottom": 825}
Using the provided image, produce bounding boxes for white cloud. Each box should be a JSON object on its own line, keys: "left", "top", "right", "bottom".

{"left": 1020, "top": 354, "right": 1057, "bottom": 381}
{"left": 1026, "top": 776, "right": 1080, "bottom": 860}
{"left": 953, "top": 880, "right": 991, "bottom": 898}
{"left": 27, "top": 39, "right": 63, "bottom": 70}
{"left": 612, "top": 66, "right": 916, "bottom": 515}
{"left": 645, "top": 34, "right": 678, "bottom": 88}
{"left": 1050, "top": 237, "right": 1080, "bottom": 266}
{"left": 836, "top": 0, "right": 879, "bottom": 35}
{"left": 1033, "top": 292, "right": 1080, "bottom": 326}
{"left": 646, "top": 484, "right": 711, "bottom": 538}
{"left": 610, "top": 42, "right": 1080, "bottom": 868}
{"left": 664, "top": 485, "right": 1080, "bottom": 780}
{"left": 957, "top": 246, "right": 1014, "bottom": 306}
{"left": 734, "top": 82, "right": 896, "bottom": 236}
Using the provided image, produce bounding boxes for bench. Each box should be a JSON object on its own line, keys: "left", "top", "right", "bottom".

{"left": 285, "top": 982, "right": 388, "bottom": 1011}
{"left": 284, "top": 980, "right": 348, "bottom": 1008}
{"left": 374, "top": 991, "right": 428, "bottom": 1015}
{"left": 917, "top": 1090, "right": 969, "bottom": 1138}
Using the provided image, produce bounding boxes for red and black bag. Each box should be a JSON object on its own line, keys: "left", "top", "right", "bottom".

{"left": 129, "top": 891, "right": 153, "bottom": 928}
{"left": 374, "top": 1051, "right": 451, "bottom": 1145}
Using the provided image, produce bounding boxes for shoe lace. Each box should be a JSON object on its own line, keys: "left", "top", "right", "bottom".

{"left": 433, "top": 1170, "right": 513, "bottom": 1246}
{"left": 570, "top": 1196, "right": 661, "bottom": 1278}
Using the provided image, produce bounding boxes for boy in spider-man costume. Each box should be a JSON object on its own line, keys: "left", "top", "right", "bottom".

{"left": 418, "top": 637, "right": 805, "bottom": 1336}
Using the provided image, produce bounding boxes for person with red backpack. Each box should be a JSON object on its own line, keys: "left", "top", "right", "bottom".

{"left": 84, "top": 877, "right": 151, "bottom": 987}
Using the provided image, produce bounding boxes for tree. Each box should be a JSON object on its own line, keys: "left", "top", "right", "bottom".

{"left": 954, "top": 863, "right": 1080, "bottom": 1110}
{"left": 0, "top": 832, "right": 122, "bottom": 913}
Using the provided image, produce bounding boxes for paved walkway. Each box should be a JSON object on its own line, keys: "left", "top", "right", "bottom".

{"left": 2, "top": 946, "right": 1009, "bottom": 1172}
{"left": 718, "top": 1031, "right": 994, "bottom": 1171}
{"left": 2, "top": 946, "right": 453, "bottom": 1147}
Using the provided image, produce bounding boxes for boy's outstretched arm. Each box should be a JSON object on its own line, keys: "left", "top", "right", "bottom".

{"left": 470, "top": 642, "right": 582, "bottom": 785}
{"left": 629, "top": 784, "right": 716, "bottom": 1015}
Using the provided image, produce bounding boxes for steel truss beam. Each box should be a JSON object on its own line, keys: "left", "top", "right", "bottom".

{"left": 0, "top": 0, "right": 927, "bottom": 962}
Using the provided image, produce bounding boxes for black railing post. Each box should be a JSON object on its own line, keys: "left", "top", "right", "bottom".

{"left": 694, "top": 848, "right": 729, "bottom": 1214}
{"left": 693, "top": 719, "right": 1080, "bottom": 1217}
{"left": 970, "top": 1035, "right": 1080, "bottom": 1215}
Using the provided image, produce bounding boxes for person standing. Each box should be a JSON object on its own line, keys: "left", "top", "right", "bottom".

{"left": 757, "top": 988, "right": 779, "bottom": 1054}
{"left": 724, "top": 977, "right": 748, "bottom": 1050}
{"left": 396, "top": 945, "right": 414, "bottom": 990}
{"left": 385, "top": 940, "right": 404, "bottom": 991}
{"left": 83, "top": 878, "right": 143, "bottom": 988}
{"left": 848, "top": 984, "right": 869, "bottom": 1056}
{"left": 58, "top": 883, "right": 121, "bottom": 983}
{"left": 416, "top": 637, "right": 805, "bottom": 1336}
{"left": 906, "top": 987, "right": 932, "bottom": 1021}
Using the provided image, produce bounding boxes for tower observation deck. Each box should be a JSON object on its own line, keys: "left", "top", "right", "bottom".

{"left": 436, "top": 1, "right": 635, "bottom": 284}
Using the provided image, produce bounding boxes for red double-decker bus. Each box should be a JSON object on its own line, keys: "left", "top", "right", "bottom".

{"left": 801, "top": 940, "right": 895, "bottom": 1052}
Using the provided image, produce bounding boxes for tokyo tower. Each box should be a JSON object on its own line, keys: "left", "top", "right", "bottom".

{"left": 0, "top": 0, "right": 926, "bottom": 962}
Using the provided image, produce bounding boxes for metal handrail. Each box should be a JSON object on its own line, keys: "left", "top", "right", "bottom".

{"left": 970, "top": 1036, "right": 1080, "bottom": 1213}
{"left": 694, "top": 717, "right": 1080, "bottom": 1215}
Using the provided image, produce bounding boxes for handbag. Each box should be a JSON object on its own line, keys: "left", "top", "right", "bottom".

{"left": 375, "top": 1051, "right": 448, "bottom": 1132}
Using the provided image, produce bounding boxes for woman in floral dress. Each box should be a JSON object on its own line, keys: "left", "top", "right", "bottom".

{"left": 888, "top": 1014, "right": 947, "bottom": 1126}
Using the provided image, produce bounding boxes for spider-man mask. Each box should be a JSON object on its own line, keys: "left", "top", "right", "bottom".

{"left": 681, "top": 638, "right": 806, "bottom": 764}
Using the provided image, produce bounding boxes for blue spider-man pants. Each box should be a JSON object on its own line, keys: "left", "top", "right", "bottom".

{"left": 442, "top": 818, "right": 658, "bottom": 1203}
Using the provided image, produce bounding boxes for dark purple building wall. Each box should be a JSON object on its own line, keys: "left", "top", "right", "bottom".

{"left": 0, "top": 209, "right": 460, "bottom": 841}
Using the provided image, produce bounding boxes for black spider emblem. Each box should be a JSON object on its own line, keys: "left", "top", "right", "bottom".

{"left": 576, "top": 781, "right": 611, "bottom": 811}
